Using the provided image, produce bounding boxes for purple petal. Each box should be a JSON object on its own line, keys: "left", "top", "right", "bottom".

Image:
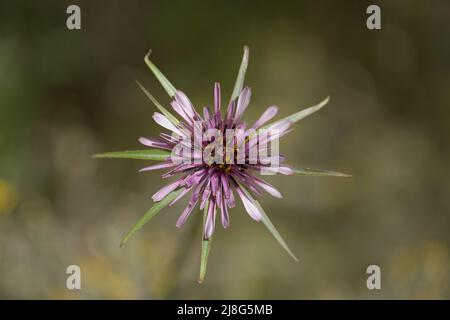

{"left": 257, "top": 166, "right": 293, "bottom": 175}
{"left": 220, "top": 175, "right": 232, "bottom": 199}
{"left": 139, "top": 137, "right": 171, "bottom": 150}
{"left": 233, "top": 87, "right": 251, "bottom": 123}
{"left": 176, "top": 196, "right": 199, "bottom": 227}
{"left": 211, "top": 174, "right": 219, "bottom": 194}
{"left": 219, "top": 194, "right": 229, "bottom": 228}
{"left": 139, "top": 162, "right": 176, "bottom": 172}
{"left": 225, "top": 195, "right": 236, "bottom": 208}
{"left": 268, "top": 119, "right": 291, "bottom": 134}
{"left": 152, "top": 179, "right": 182, "bottom": 202}
{"left": 174, "top": 91, "right": 195, "bottom": 118}
{"left": 186, "top": 169, "right": 207, "bottom": 186}
{"left": 171, "top": 100, "right": 193, "bottom": 124}
{"left": 200, "top": 188, "right": 211, "bottom": 210}
{"left": 236, "top": 187, "right": 262, "bottom": 221}
{"left": 204, "top": 200, "right": 216, "bottom": 239}
{"left": 254, "top": 177, "right": 283, "bottom": 198}
{"left": 169, "top": 186, "right": 192, "bottom": 206}
{"left": 203, "top": 107, "right": 211, "bottom": 121}
{"left": 192, "top": 177, "right": 208, "bottom": 202}
{"left": 225, "top": 100, "right": 235, "bottom": 124}
{"left": 252, "top": 106, "right": 278, "bottom": 129}
{"left": 249, "top": 120, "right": 291, "bottom": 149}
{"left": 153, "top": 112, "right": 183, "bottom": 136}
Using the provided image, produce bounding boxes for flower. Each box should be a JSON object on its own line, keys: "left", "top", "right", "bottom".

{"left": 140, "top": 83, "right": 295, "bottom": 238}
{"left": 95, "top": 47, "right": 350, "bottom": 282}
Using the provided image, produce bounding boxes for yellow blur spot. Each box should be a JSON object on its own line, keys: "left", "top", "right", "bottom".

{"left": 387, "top": 241, "right": 449, "bottom": 298}
{"left": 0, "top": 178, "right": 18, "bottom": 216}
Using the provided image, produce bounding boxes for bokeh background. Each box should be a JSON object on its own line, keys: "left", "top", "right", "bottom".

{"left": 1, "top": 0, "right": 449, "bottom": 299}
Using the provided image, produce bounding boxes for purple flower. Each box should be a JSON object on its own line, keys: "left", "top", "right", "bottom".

{"left": 95, "top": 47, "right": 350, "bottom": 282}
{"left": 142, "top": 83, "right": 295, "bottom": 238}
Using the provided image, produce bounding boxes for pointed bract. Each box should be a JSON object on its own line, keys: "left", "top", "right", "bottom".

{"left": 144, "top": 50, "right": 177, "bottom": 97}
{"left": 230, "top": 46, "right": 249, "bottom": 102}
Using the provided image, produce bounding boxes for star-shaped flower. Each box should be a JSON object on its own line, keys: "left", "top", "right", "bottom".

{"left": 95, "top": 47, "right": 350, "bottom": 282}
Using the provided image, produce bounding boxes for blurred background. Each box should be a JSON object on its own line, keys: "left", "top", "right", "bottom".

{"left": 0, "top": 0, "right": 449, "bottom": 299}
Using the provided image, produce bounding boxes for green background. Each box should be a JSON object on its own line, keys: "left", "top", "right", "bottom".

{"left": 0, "top": 0, "right": 449, "bottom": 299}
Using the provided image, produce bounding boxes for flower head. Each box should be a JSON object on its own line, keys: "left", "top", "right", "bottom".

{"left": 140, "top": 82, "right": 294, "bottom": 239}
{"left": 95, "top": 47, "right": 350, "bottom": 282}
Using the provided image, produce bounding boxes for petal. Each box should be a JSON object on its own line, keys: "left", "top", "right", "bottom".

{"left": 153, "top": 112, "right": 184, "bottom": 136}
{"left": 174, "top": 90, "right": 195, "bottom": 118}
{"left": 176, "top": 196, "right": 199, "bottom": 227}
{"left": 233, "top": 87, "right": 251, "bottom": 123}
{"left": 169, "top": 186, "right": 192, "bottom": 206}
{"left": 220, "top": 174, "right": 232, "bottom": 199}
{"left": 211, "top": 174, "right": 219, "bottom": 194}
{"left": 226, "top": 101, "right": 235, "bottom": 126}
{"left": 267, "top": 119, "right": 291, "bottom": 135}
{"left": 220, "top": 197, "right": 229, "bottom": 228}
{"left": 200, "top": 187, "right": 211, "bottom": 210}
{"left": 152, "top": 179, "right": 183, "bottom": 202}
{"left": 225, "top": 195, "right": 236, "bottom": 208}
{"left": 171, "top": 100, "right": 194, "bottom": 124}
{"left": 254, "top": 177, "right": 283, "bottom": 198}
{"left": 250, "top": 120, "right": 291, "bottom": 149}
{"left": 139, "top": 162, "right": 176, "bottom": 172}
{"left": 203, "top": 107, "right": 211, "bottom": 121}
{"left": 186, "top": 169, "right": 207, "bottom": 186}
{"left": 138, "top": 137, "right": 172, "bottom": 150}
{"left": 257, "top": 166, "right": 293, "bottom": 175}
{"left": 252, "top": 106, "right": 278, "bottom": 129}
{"left": 236, "top": 187, "right": 263, "bottom": 221}
{"left": 204, "top": 200, "right": 216, "bottom": 239}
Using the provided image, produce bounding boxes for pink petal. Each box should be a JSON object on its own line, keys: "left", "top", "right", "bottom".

{"left": 252, "top": 106, "right": 278, "bottom": 129}
{"left": 169, "top": 186, "right": 192, "bottom": 206}
{"left": 171, "top": 100, "right": 193, "bottom": 124}
{"left": 174, "top": 91, "right": 195, "bottom": 118}
{"left": 204, "top": 200, "right": 216, "bottom": 239}
{"left": 219, "top": 193, "right": 229, "bottom": 228}
{"left": 152, "top": 179, "right": 182, "bottom": 202}
{"left": 254, "top": 177, "right": 283, "bottom": 198}
{"left": 220, "top": 175, "right": 232, "bottom": 199}
{"left": 259, "top": 166, "right": 293, "bottom": 175}
{"left": 176, "top": 197, "right": 199, "bottom": 228}
{"left": 203, "top": 107, "right": 211, "bottom": 121}
{"left": 233, "top": 87, "right": 251, "bottom": 123}
{"left": 139, "top": 162, "right": 176, "bottom": 172}
{"left": 152, "top": 112, "right": 184, "bottom": 136}
{"left": 211, "top": 174, "right": 219, "bottom": 194}
{"left": 138, "top": 137, "right": 171, "bottom": 150}
{"left": 236, "top": 187, "right": 262, "bottom": 221}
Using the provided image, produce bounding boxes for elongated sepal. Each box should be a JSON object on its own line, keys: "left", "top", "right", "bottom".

{"left": 136, "top": 81, "right": 180, "bottom": 125}
{"left": 144, "top": 50, "right": 177, "bottom": 98}
{"left": 198, "top": 202, "right": 212, "bottom": 284}
{"left": 293, "top": 167, "right": 351, "bottom": 177}
{"left": 263, "top": 96, "right": 330, "bottom": 130}
{"left": 230, "top": 46, "right": 249, "bottom": 102}
{"left": 238, "top": 183, "right": 298, "bottom": 262}
{"left": 93, "top": 149, "right": 171, "bottom": 161}
{"left": 120, "top": 189, "right": 183, "bottom": 247}
{"left": 285, "top": 96, "right": 329, "bottom": 123}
